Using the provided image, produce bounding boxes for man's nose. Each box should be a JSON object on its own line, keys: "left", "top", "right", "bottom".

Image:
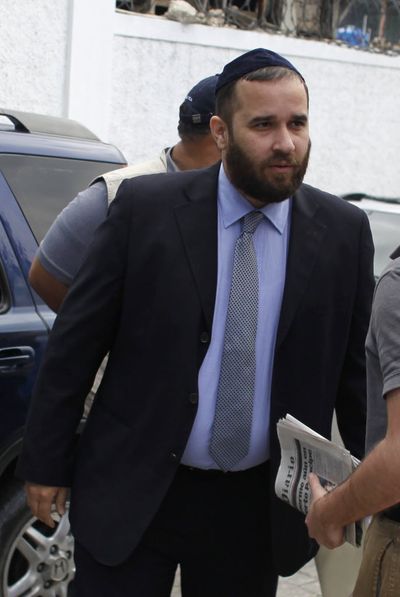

{"left": 271, "top": 127, "right": 295, "bottom": 153}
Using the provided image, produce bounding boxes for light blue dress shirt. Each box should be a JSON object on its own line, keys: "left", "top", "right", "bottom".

{"left": 181, "top": 164, "right": 291, "bottom": 470}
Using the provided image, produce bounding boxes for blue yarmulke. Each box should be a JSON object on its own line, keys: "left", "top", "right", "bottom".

{"left": 215, "top": 48, "right": 304, "bottom": 94}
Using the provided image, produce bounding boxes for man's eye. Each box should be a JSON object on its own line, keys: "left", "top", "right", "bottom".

{"left": 291, "top": 120, "right": 306, "bottom": 129}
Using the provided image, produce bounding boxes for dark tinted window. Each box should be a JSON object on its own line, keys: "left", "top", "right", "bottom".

{"left": 0, "top": 154, "right": 119, "bottom": 242}
{"left": 0, "top": 264, "right": 9, "bottom": 313}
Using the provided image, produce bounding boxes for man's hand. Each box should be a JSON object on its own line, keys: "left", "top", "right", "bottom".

{"left": 25, "top": 483, "right": 68, "bottom": 528}
{"left": 305, "top": 473, "right": 345, "bottom": 549}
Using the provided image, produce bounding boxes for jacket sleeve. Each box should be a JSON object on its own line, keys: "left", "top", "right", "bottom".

{"left": 16, "top": 182, "right": 134, "bottom": 487}
{"left": 335, "top": 210, "right": 375, "bottom": 460}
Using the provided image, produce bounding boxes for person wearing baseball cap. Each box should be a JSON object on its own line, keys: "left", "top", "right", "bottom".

{"left": 172, "top": 74, "right": 220, "bottom": 170}
{"left": 19, "top": 49, "right": 373, "bottom": 597}
{"left": 29, "top": 74, "right": 220, "bottom": 313}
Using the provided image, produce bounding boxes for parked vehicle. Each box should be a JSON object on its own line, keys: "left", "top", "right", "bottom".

{"left": 343, "top": 193, "right": 400, "bottom": 277}
{"left": 0, "top": 108, "right": 126, "bottom": 596}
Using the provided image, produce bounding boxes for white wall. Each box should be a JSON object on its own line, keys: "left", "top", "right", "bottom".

{"left": 0, "top": 0, "right": 69, "bottom": 115}
{"left": 1, "top": 0, "right": 400, "bottom": 197}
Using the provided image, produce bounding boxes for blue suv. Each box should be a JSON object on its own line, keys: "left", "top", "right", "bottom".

{"left": 0, "top": 108, "right": 126, "bottom": 596}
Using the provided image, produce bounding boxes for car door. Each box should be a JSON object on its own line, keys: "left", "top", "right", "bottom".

{"left": 0, "top": 174, "right": 49, "bottom": 451}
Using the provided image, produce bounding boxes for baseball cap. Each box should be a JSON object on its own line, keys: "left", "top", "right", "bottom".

{"left": 179, "top": 75, "right": 218, "bottom": 125}
{"left": 215, "top": 48, "right": 304, "bottom": 94}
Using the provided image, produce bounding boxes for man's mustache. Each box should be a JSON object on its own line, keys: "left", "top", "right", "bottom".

{"left": 263, "top": 155, "right": 300, "bottom": 167}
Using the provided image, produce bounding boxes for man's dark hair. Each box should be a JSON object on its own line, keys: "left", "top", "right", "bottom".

{"left": 215, "top": 66, "right": 309, "bottom": 127}
{"left": 177, "top": 119, "right": 212, "bottom": 141}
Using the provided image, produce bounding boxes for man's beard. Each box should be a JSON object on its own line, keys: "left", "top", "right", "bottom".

{"left": 225, "top": 138, "right": 311, "bottom": 204}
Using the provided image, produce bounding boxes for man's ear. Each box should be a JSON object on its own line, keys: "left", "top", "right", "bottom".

{"left": 210, "top": 115, "right": 229, "bottom": 152}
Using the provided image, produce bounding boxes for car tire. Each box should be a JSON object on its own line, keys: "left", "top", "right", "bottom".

{"left": 0, "top": 476, "right": 75, "bottom": 596}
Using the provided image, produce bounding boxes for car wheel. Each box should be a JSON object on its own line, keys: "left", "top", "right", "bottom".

{"left": 0, "top": 477, "right": 75, "bottom": 596}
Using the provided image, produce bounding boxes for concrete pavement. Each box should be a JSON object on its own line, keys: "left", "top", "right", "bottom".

{"left": 171, "top": 559, "right": 321, "bottom": 596}
{"left": 277, "top": 560, "right": 321, "bottom": 597}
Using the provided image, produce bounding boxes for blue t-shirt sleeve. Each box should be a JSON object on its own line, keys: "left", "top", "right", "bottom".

{"left": 37, "top": 181, "right": 109, "bottom": 285}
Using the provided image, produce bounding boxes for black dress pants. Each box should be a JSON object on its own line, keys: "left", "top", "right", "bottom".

{"left": 73, "top": 462, "right": 278, "bottom": 597}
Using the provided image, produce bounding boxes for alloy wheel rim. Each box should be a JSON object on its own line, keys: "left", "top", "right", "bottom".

{"left": 3, "top": 510, "right": 75, "bottom": 597}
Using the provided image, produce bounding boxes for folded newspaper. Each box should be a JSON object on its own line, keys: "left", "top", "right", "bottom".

{"left": 275, "top": 414, "right": 362, "bottom": 546}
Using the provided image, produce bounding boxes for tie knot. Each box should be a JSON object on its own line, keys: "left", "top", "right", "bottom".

{"left": 242, "top": 211, "right": 264, "bottom": 235}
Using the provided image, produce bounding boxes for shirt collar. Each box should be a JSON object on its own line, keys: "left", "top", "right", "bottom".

{"left": 165, "top": 147, "right": 179, "bottom": 172}
{"left": 218, "top": 164, "right": 290, "bottom": 234}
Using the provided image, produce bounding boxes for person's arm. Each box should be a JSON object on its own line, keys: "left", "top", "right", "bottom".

{"left": 306, "top": 387, "right": 400, "bottom": 548}
{"left": 29, "top": 257, "right": 68, "bottom": 313}
{"left": 17, "top": 182, "right": 134, "bottom": 526}
{"left": 29, "top": 181, "right": 109, "bottom": 312}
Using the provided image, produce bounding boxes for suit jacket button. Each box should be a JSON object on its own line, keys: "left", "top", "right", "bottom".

{"left": 189, "top": 392, "right": 198, "bottom": 404}
{"left": 170, "top": 452, "right": 178, "bottom": 461}
{"left": 200, "top": 332, "right": 209, "bottom": 344}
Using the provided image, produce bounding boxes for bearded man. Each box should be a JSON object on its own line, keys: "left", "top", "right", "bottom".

{"left": 18, "top": 48, "right": 374, "bottom": 597}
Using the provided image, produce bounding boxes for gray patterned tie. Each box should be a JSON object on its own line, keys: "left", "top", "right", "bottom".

{"left": 210, "top": 210, "right": 264, "bottom": 471}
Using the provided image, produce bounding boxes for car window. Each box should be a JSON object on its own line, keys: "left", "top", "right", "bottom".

{"left": 0, "top": 265, "right": 8, "bottom": 313}
{"left": 0, "top": 154, "right": 119, "bottom": 242}
{"left": 366, "top": 210, "right": 400, "bottom": 276}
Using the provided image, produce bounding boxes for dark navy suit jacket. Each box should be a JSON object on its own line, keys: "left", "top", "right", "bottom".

{"left": 18, "top": 162, "right": 375, "bottom": 575}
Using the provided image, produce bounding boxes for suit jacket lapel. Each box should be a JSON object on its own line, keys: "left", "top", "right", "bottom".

{"left": 276, "top": 185, "right": 328, "bottom": 348}
{"left": 174, "top": 173, "right": 328, "bottom": 343}
{"left": 174, "top": 163, "right": 220, "bottom": 332}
